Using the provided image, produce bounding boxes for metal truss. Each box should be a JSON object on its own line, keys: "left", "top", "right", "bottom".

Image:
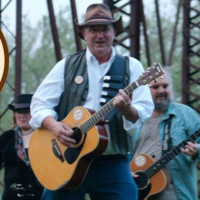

{"left": 182, "top": 0, "right": 200, "bottom": 114}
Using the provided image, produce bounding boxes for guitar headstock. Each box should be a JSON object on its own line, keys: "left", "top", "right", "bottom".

{"left": 137, "top": 63, "right": 164, "bottom": 86}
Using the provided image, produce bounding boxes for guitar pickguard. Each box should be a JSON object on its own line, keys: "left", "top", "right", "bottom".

{"left": 134, "top": 171, "right": 151, "bottom": 200}
{"left": 64, "top": 136, "right": 86, "bottom": 164}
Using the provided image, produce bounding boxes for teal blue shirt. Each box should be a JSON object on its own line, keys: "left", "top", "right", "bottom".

{"left": 133, "top": 102, "right": 200, "bottom": 200}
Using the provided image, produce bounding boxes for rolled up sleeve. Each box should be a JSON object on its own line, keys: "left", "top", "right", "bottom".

{"left": 29, "top": 59, "right": 66, "bottom": 129}
{"left": 123, "top": 57, "right": 154, "bottom": 135}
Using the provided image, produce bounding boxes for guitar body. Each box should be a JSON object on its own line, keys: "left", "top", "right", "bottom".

{"left": 130, "top": 154, "right": 167, "bottom": 200}
{"left": 28, "top": 64, "right": 165, "bottom": 191}
{"left": 28, "top": 106, "right": 108, "bottom": 191}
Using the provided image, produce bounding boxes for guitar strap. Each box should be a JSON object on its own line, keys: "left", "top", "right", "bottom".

{"left": 162, "top": 116, "right": 173, "bottom": 155}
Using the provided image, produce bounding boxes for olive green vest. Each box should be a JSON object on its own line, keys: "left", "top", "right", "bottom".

{"left": 55, "top": 49, "right": 135, "bottom": 154}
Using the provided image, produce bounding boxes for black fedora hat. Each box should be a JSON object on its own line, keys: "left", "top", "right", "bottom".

{"left": 75, "top": 3, "right": 123, "bottom": 39}
{"left": 8, "top": 94, "right": 33, "bottom": 111}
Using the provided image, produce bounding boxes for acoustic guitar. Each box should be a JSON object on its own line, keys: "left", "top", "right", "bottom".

{"left": 130, "top": 128, "right": 200, "bottom": 200}
{"left": 28, "top": 64, "right": 164, "bottom": 191}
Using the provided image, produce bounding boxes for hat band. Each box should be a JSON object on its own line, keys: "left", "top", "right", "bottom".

{"left": 86, "top": 15, "right": 113, "bottom": 22}
{"left": 15, "top": 103, "right": 30, "bottom": 109}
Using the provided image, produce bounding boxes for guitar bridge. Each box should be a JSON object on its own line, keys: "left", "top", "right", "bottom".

{"left": 52, "top": 139, "right": 64, "bottom": 162}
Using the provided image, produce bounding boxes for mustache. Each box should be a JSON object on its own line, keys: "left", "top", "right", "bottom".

{"left": 95, "top": 40, "right": 105, "bottom": 43}
{"left": 156, "top": 94, "right": 166, "bottom": 98}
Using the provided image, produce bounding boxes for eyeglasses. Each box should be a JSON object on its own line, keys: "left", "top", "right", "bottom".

{"left": 15, "top": 109, "right": 30, "bottom": 114}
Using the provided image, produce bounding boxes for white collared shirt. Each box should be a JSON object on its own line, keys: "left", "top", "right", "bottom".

{"left": 30, "top": 47, "right": 154, "bottom": 136}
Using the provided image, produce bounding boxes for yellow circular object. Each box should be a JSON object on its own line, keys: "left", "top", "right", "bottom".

{"left": 0, "top": 30, "right": 9, "bottom": 91}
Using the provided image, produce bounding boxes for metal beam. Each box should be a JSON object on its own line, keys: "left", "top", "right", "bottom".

{"left": 46, "top": 0, "right": 62, "bottom": 61}
{"left": 15, "top": 0, "right": 22, "bottom": 97}
{"left": 70, "top": 0, "right": 82, "bottom": 51}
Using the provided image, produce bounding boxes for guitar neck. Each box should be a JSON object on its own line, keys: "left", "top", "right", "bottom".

{"left": 145, "top": 129, "right": 200, "bottom": 178}
{"left": 80, "top": 82, "right": 138, "bottom": 133}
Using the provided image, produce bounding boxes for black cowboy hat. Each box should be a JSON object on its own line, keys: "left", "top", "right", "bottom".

{"left": 8, "top": 94, "right": 33, "bottom": 111}
{"left": 75, "top": 3, "right": 123, "bottom": 39}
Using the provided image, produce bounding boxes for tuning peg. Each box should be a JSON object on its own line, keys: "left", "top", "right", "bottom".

{"left": 147, "top": 84, "right": 151, "bottom": 87}
{"left": 160, "top": 76, "right": 163, "bottom": 79}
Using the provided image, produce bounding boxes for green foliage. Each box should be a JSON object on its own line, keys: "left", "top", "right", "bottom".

{"left": 22, "top": 15, "right": 56, "bottom": 93}
{"left": 140, "top": 0, "right": 183, "bottom": 102}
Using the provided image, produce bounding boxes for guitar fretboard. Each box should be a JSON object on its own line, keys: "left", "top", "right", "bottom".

{"left": 145, "top": 129, "right": 200, "bottom": 178}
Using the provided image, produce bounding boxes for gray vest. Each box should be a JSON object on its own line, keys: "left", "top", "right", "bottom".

{"left": 55, "top": 49, "right": 135, "bottom": 154}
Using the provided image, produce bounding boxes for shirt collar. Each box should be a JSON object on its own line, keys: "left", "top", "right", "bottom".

{"left": 162, "top": 102, "right": 176, "bottom": 121}
{"left": 86, "top": 47, "right": 116, "bottom": 65}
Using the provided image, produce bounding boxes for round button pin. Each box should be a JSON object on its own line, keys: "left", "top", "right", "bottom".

{"left": 75, "top": 75, "right": 84, "bottom": 85}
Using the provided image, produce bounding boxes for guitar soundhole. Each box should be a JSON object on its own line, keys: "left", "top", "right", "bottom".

{"left": 72, "top": 127, "right": 82, "bottom": 145}
{"left": 134, "top": 171, "right": 149, "bottom": 190}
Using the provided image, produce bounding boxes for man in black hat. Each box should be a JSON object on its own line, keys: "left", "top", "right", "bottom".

{"left": 0, "top": 94, "right": 43, "bottom": 200}
{"left": 30, "top": 3, "right": 154, "bottom": 200}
